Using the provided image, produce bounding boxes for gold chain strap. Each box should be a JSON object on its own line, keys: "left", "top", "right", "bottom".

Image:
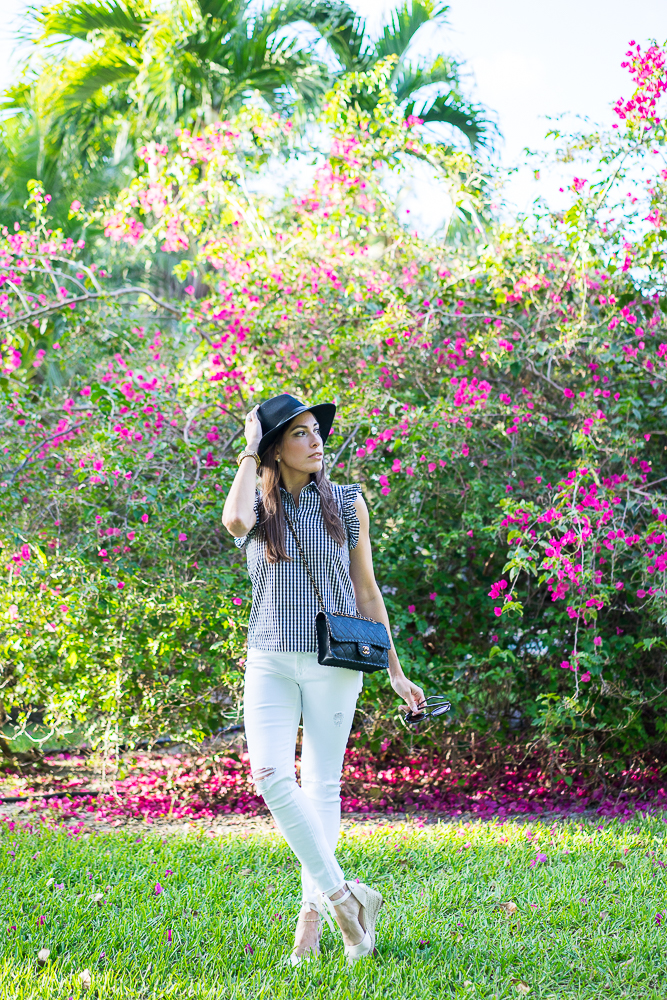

{"left": 283, "top": 505, "right": 327, "bottom": 612}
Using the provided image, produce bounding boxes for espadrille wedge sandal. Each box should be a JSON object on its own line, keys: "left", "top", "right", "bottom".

{"left": 325, "top": 881, "right": 383, "bottom": 964}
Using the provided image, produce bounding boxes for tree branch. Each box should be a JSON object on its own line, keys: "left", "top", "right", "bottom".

{"left": 3, "top": 421, "right": 88, "bottom": 483}
{"left": 0, "top": 286, "right": 183, "bottom": 333}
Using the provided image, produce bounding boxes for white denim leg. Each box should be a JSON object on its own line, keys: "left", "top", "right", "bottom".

{"left": 298, "top": 653, "right": 362, "bottom": 905}
{"left": 244, "top": 649, "right": 360, "bottom": 896}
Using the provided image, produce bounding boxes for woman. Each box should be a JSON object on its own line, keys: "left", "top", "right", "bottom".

{"left": 222, "top": 393, "right": 424, "bottom": 965}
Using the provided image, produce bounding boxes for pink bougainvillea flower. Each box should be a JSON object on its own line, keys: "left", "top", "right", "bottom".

{"left": 80, "top": 386, "right": 91, "bottom": 397}
{"left": 141, "top": 514, "right": 149, "bottom": 523}
{"left": 167, "top": 928, "right": 172, "bottom": 944}
{"left": 154, "top": 883, "right": 163, "bottom": 895}
{"left": 164, "top": 869, "right": 174, "bottom": 876}
{"left": 117, "top": 582, "right": 125, "bottom": 590}
{"left": 232, "top": 597, "right": 242, "bottom": 606}
{"left": 529, "top": 853, "right": 548, "bottom": 867}
{"left": 580, "top": 672, "right": 591, "bottom": 682}
{"left": 37, "top": 915, "right": 46, "bottom": 925}
{"left": 127, "top": 531, "right": 135, "bottom": 541}
{"left": 560, "top": 661, "right": 570, "bottom": 670}
{"left": 429, "top": 592, "right": 437, "bottom": 600}
{"left": 408, "top": 605, "right": 416, "bottom": 613}
{"left": 593, "top": 637, "right": 602, "bottom": 646}
{"left": 244, "top": 944, "right": 254, "bottom": 955}
{"left": 178, "top": 533, "right": 187, "bottom": 541}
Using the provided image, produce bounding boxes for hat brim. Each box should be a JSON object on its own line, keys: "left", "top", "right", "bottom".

{"left": 257, "top": 402, "right": 337, "bottom": 459}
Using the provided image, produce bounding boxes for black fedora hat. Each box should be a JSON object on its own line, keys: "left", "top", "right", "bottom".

{"left": 256, "top": 393, "right": 336, "bottom": 459}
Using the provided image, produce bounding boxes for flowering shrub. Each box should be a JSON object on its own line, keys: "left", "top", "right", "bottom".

{"left": 2, "top": 53, "right": 667, "bottom": 763}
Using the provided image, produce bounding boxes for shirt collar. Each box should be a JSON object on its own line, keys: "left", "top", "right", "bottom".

{"left": 280, "top": 480, "right": 317, "bottom": 495}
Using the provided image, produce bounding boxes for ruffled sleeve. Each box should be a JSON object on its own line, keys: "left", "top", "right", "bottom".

{"left": 233, "top": 490, "right": 261, "bottom": 549}
{"left": 340, "top": 483, "right": 363, "bottom": 549}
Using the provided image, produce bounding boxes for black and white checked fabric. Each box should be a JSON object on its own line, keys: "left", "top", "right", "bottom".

{"left": 234, "top": 481, "right": 362, "bottom": 652}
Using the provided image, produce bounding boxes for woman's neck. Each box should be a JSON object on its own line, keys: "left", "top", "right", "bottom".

{"left": 279, "top": 468, "right": 313, "bottom": 506}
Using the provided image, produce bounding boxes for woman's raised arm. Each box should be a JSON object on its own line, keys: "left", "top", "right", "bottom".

{"left": 222, "top": 406, "right": 262, "bottom": 538}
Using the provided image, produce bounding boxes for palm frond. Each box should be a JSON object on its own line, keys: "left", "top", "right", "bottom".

{"left": 0, "top": 80, "right": 122, "bottom": 228}
{"left": 295, "top": 0, "right": 370, "bottom": 71}
{"left": 0, "top": 81, "right": 34, "bottom": 116}
{"left": 404, "top": 91, "right": 491, "bottom": 148}
{"left": 35, "top": 0, "right": 150, "bottom": 44}
{"left": 54, "top": 46, "right": 140, "bottom": 112}
{"left": 392, "top": 55, "right": 461, "bottom": 104}
{"left": 193, "top": 0, "right": 245, "bottom": 23}
{"left": 374, "top": 1, "right": 448, "bottom": 66}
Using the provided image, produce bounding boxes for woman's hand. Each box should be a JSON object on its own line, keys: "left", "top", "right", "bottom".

{"left": 390, "top": 670, "right": 425, "bottom": 714}
{"left": 245, "top": 405, "right": 262, "bottom": 451}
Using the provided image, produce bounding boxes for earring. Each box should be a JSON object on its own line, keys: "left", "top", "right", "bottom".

{"left": 276, "top": 457, "right": 281, "bottom": 463}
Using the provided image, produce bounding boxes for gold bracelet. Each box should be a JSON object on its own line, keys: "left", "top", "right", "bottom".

{"left": 236, "top": 450, "right": 261, "bottom": 470}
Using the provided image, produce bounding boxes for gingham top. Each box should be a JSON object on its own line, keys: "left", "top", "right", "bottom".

{"left": 234, "top": 481, "right": 362, "bottom": 652}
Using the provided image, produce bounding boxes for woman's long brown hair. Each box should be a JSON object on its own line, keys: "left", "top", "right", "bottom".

{"left": 257, "top": 434, "right": 346, "bottom": 563}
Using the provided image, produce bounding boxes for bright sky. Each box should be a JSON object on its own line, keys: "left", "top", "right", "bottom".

{"left": 2, "top": 0, "right": 667, "bottom": 221}
{"left": 354, "top": 0, "right": 667, "bottom": 214}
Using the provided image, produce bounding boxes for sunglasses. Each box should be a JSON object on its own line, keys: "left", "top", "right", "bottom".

{"left": 404, "top": 696, "right": 451, "bottom": 726}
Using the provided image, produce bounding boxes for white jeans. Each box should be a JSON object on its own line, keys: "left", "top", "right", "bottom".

{"left": 244, "top": 648, "right": 363, "bottom": 902}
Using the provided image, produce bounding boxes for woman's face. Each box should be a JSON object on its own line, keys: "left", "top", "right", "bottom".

{"left": 276, "top": 411, "right": 323, "bottom": 473}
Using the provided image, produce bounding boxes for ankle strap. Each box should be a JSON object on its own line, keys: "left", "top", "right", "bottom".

{"left": 325, "top": 886, "right": 351, "bottom": 907}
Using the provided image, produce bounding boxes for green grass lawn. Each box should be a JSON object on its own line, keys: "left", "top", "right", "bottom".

{"left": 1, "top": 813, "right": 665, "bottom": 998}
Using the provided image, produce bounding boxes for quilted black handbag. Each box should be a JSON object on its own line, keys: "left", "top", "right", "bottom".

{"left": 283, "top": 506, "right": 390, "bottom": 673}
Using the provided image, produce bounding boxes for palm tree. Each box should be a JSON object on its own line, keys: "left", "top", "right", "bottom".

{"left": 307, "top": 1, "right": 490, "bottom": 148}
{"left": 0, "top": 0, "right": 490, "bottom": 227}
{"left": 23, "top": 0, "right": 488, "bottom": 148}
{"left": 24, "top": 0, "right": 327, "bottom": 133}
{"left": 0, "top": 0, "right": 329, "bottom": 226}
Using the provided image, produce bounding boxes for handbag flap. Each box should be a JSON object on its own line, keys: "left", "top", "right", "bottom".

{"left": 320, "top": 611, "right": 391, "bottom": 649}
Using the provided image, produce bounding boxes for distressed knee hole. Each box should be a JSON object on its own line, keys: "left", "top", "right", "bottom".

{"left": 333, "top": 712, "right": 344, "bottom": 727}
{"left": 252, "top": 766, "right": 276, "bottom": 784}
